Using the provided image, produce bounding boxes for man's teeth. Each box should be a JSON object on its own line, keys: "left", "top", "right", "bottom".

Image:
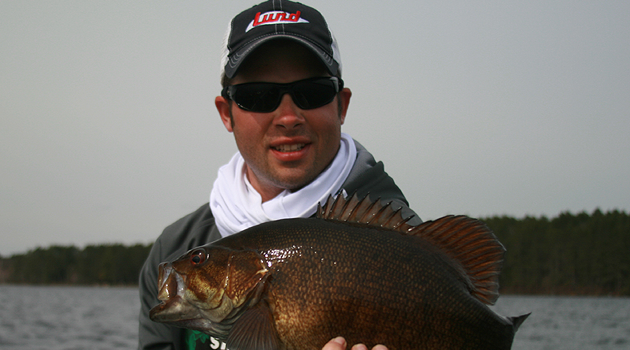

{"left": 274, "top": 144, "right": 305, "bottom": 152}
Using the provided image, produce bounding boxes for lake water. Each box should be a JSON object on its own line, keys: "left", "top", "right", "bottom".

{"left": 491, "top": 294, "right": 630, "bottom": 350}
{"left": 0, "top": 285, "right": 138, "bottom": 350}
{"left": 0, "top": 285, "right": 628, "bottom": 350}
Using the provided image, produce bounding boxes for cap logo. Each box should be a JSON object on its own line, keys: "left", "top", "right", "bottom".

{"left": 245, "top": 11, "right": 309, "bottom": 32}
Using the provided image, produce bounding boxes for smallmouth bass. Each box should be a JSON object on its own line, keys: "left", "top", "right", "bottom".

{"left": 150, "top": 194, "right": 529, "bottom": 349}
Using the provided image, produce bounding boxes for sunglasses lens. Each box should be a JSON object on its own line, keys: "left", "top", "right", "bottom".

{"left": 232, "top": 84, "right": 281, "bottom": 112}
{"left": 227, "top": 77, "right": 341, "bottom": 113}
{"left": 292, "top": 79, "right": 337, "bottom": 109}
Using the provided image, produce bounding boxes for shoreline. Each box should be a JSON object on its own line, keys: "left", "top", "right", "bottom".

{"left": 2, "top": 283, "right": 628, "bottom": 298}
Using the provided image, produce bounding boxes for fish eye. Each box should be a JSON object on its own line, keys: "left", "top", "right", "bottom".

{"left": 190, "top": 249, "right": 207, "bottom": 266}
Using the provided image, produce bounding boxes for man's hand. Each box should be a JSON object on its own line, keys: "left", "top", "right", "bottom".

{"left": 322, "top": 336, "right": 388, "bottom": 350}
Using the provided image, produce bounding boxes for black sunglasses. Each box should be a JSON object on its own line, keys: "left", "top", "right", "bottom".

{"left": 221, "top": 77, "right": 343, "bottom": 113}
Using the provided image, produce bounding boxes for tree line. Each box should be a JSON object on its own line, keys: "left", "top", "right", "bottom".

{"left": 483, "top": 208, "right": 630, "bottom": 296}
{"left": 0, "top": 243, "right": 152, "bottom": 285}
{"left": 1, "top": 209, "right": 629, "bottom": 295}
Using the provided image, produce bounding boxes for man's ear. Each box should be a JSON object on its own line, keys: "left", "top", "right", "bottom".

{"left": 216, "top": 96, "right": 234, "bottom": 132}
{"left": 338, "top": 88, "right": 352, "bottom": 125}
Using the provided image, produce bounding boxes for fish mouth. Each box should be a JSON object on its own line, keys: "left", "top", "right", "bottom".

{"left": 150, "top": 295, "right": 193, "bottom": 322}
{"left": 149, "top": 263, "right": 215, "bottom": 332}
{"left": 149, "top": 295, "right": 213, "bottom": 331}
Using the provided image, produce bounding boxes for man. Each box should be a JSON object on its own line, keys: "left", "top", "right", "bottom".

{"left": 138, "top": 1, "right": 419, "bottom": 349}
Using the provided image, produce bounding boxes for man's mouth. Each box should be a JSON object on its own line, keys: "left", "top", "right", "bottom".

{"left": 273, "top": 143, "right": 306, "bottom": 152}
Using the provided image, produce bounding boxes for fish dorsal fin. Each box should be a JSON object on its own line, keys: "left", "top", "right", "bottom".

{"left": 408, "top": 215, "right": 506, "bottom": 305}
{"left": 317, "top": 194, "right": 505, "bottom": 305}
{"left": 318, "top": 193, "right": 416, "bottom": 231}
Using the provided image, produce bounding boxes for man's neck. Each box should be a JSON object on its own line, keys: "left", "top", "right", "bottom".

{"left": 245, "top": 167, "right": 284, "bottom": 203}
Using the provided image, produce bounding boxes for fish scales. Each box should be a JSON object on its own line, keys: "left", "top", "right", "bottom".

{"left": 228, "top": 219, "right": 503, "bottom": 349}
{"left": 150, "top": 194, "right": 529, "bottom": 350}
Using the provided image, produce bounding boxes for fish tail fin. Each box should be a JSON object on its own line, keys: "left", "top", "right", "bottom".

{"left": 509, "top": 313, "right": 531, "bottom": 332}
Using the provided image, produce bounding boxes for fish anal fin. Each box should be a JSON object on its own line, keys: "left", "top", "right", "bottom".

{"left": 226, "top": 302, "right": 280, "bottom": 350}
{"left": 411, "top": 215, "right": 506, "bottom": 305}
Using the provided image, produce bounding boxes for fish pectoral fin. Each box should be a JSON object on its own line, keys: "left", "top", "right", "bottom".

{"left": 226, "top": 302, "right": 280, "bottom": 350}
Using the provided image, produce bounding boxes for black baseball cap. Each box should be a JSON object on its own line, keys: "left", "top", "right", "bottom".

{"left": 220, "top": 0, "right": 342, "bottom": 79}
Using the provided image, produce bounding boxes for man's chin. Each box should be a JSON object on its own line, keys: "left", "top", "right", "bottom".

{"left": 270, "top": 171, "right": 319, "bottom": 193}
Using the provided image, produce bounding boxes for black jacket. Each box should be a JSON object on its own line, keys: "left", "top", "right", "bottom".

{"left": 138, "top": 141, "right": 420, "bottom": 350}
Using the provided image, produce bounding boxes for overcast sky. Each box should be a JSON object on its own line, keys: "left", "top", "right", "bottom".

{"left": 2, "top": 1, "right": 629, "bottom": 256}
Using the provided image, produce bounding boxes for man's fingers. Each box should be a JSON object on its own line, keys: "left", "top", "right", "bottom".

{"left": 322, "top": 336, "right": 347, "bottom": 350}
{"left": 322, "top": 337, "right": 389, "bottom": 350}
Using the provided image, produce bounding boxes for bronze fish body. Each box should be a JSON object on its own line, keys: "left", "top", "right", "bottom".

{"left": 150, "top": 195, "right": 529, "bottom": 350}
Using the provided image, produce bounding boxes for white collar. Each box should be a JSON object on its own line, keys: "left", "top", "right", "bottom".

{"left": 209, "top": 133, "right": 356, "bottom": 237}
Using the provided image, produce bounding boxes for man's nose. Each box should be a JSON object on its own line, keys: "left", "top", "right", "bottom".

{"left": 273, "top": 93, "right": 304, "bottom": 129}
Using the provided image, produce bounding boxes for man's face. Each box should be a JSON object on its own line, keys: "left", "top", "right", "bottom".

{"left": 216, "top": 41, "right": 351, "bottom": 202}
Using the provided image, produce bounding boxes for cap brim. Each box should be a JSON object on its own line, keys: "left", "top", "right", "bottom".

{"left": 224, "top": 35, "right": 339, "bottom": 79}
